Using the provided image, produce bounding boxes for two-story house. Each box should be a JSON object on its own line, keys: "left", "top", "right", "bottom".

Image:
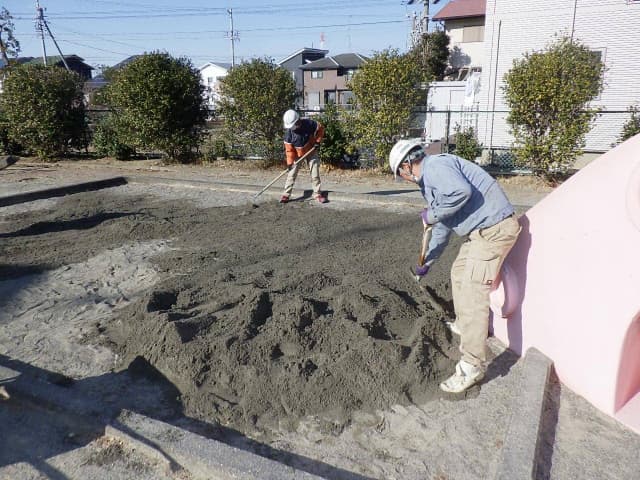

{"left": 277, "top": 48, "right": 329, "bottom": 107}
{"left": 299, "top": 53, "right": 368, "bottom": 111}
{"left": 432, "top": 0, "right": 486, "bottom": 80}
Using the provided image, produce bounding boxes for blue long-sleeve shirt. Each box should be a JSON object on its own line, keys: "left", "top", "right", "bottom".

{"left": 419, "top": 153, "right": 515, "bottom": 264}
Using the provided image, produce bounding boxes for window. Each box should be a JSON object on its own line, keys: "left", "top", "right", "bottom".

{"left": 344, "top": 69, "right": 356, "bottom": 81}
{"left": 340, "top": 90, "right": 355, "bottom": 105}
{"left": 462, "top": 25, "right": 484, "bottom": 43}
{"left": 311, "top": 70, "right": 323, "bottom": 79}
{"left": 325, "top": 91, "right": 336, "bottom": 104}
{"left": 307, "top": 91, "right": 320, "bottom": 109}
{"left": 207, "top": 77, "right": 214, "bottom": 84}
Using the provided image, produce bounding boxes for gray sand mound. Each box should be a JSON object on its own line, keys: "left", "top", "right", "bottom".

{"left": 2, "top": 192, "right": 463, "bottom": 435}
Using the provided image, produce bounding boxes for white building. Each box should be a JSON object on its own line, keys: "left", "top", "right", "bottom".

{"left": 198, "top": 62, "right": 231, "bottom": 111}
{"left": 432, "top": 0, "right": 486, "bottom": 79}
{"left": 477, "top": 0, "right": 640, "bottom": 156}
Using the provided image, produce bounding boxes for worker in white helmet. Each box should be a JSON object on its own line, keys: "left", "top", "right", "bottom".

{"left": 389, "top": 139, "right": 521, "bottom": 393}
{"left": 280, "top": 109, "right": 327, "bottom": 204}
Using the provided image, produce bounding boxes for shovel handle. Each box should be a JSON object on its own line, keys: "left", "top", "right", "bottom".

{"left": 418, "top": 225, "right": 432, "bottom": 265}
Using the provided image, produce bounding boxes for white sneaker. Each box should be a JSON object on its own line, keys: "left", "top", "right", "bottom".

{"left": 440, "top": 360, "right": 485, "bottom": 393}
{"left": 446, "top": 321, "right": 461, "bottom": 336}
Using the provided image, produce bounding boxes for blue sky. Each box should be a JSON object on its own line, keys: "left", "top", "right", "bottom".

{"left": 3, "top": 0, "right": 449, "bottom": 70}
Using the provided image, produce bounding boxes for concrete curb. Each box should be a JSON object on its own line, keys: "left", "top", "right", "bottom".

{"left": 0, "top": 176, "right": 128, "bottom": 207}
{"left": 495, "top": 347, "right": 552, "bottom": 480}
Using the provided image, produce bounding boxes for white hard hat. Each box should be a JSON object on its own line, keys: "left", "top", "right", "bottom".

{"left": 389, "top": 138, "right": 424, "bottom": 178}
{"left": 283, "top": 109, "right": 300, "bottom": 129}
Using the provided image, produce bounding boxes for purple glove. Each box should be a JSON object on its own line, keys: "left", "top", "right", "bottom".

{"left": 421, "top": 208, "right": 430, "bottom": 226}
{"left": 415, "top": 263, "right": 430, "bottom": 277}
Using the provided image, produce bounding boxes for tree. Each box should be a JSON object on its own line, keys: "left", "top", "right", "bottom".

{"left": 0, "top": 8, "right": 20, "bottom": 66}
{"left": 103, "top": 52, "right": 207, "bottom": 162}
{"left": 347, "top": 49, "right": 423, "bottom": 167}
{"left": 0, "top": 64, "right": 87, "bottom": 159}
{"left": 217, "top": 57, "right": 296, "bottom": 163}
{"left": 502, "top": 37, "right": 604, "bottom": 180}
{"left": 408, "top": 29, "right": 450, "bottom": 82}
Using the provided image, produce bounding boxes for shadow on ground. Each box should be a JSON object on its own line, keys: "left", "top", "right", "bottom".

{"left": 0, "top": 354, "right": 376, "bottom": 480}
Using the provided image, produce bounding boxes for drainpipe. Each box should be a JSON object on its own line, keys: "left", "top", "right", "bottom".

{"left": 489, "top": 19, "right": 502, "bottom": 163}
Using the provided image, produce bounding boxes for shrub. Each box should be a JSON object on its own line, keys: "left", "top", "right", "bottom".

{"left": 614, "top": 106, "right": 640, "bottom": 146}
{"left": 200, "top": 132, "right": 229, "bottom": 162}
{"left": 452, "top": 124, "right": 483, "bottom": 161}
{"left": 217, "top": 57, "right": 296, "bottom": 165}
{"left": 0, "top": 64, "right": 87, "bottom": 159}
{"left": 347, "top": 49, "right": 422, "bottom": 167}
{"left": 503, "top": 36, "right": 604, "bottom": 180}
{"left": 92, "top": 115, "right": 135, "bottom": 160}
{"left": 103, "top": 52, "right": 207, "bottom": 163}
{"left": 316, "top": 103, "right": 350, "bottom": 168}
{"left": 0, "top": 108, "right": 22, "bottom": 154}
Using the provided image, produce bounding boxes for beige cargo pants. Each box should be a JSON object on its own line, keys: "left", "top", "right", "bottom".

{"left": 283, "top": 151, "right": 322, "bottom": 198}
{"left": 451, "top": 214, "right": 521, "bottom": 368}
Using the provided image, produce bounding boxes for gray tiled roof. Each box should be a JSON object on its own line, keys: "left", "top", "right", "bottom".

{"left": 300, "top": 53, "right": 368, "bottom": 70}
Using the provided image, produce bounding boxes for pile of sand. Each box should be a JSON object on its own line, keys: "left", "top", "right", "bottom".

{"left": 2, "top": 192, "right": 463, "bottom": 436}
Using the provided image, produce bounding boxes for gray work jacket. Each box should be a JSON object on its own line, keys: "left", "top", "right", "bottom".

{"left": 419, "top": 153, "right": 515, "bottom": 264}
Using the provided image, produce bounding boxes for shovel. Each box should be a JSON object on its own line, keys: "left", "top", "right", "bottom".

{"left": 411, "top": 224, "right": 448, "bottom": 316}
{"left": 251, "top": 146, "right": 317, "bottom": 206}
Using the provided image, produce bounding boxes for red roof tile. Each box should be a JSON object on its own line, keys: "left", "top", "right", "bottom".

{"left": 432, "top": 0, "right": 486, "bottom": 21}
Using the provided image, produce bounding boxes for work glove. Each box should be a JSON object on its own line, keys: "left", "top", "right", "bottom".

{"left": 415, "top": 263, "right": 430, "bottom": 278}
{"left": 421, "top": 208, "right": 431, "bottom": 227}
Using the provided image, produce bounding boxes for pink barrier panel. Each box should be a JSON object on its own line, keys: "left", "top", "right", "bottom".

{"left": 489, "top": 134, "right": 640, "bottom": 434}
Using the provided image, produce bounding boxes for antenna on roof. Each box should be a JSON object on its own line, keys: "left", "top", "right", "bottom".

{"left": 34, "top": 0, "right": 70, "bottom": 71}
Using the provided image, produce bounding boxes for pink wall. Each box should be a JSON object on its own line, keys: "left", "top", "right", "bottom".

{"left": 490, "top": 134, "right": 640, "bottom": 433}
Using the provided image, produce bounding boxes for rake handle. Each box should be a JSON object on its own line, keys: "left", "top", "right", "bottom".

{"left": 252, "top": 146, "right": 317, "bottom": 202}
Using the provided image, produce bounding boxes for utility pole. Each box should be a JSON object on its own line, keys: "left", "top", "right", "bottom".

{"left": 35, "top": 0, "right": 70, "bottom": 70}
{"left": 408, "top": 0, "right": 431, "bottom": 48}
{"left": 226, "top": 9, "right": 239, "bottom": 68}
{"left": 35, "top": 0, "right": 47, "bottom": 65}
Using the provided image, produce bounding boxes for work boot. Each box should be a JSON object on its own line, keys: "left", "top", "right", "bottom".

{"left": 0, "top": 155, "right": 18, "bottom": 170}
{"left": 279, "top": 195, "right": 289, "bottom": 204}
{"left": 315, "top": 194, "right": 328, "bottom": 204}
{"left": 439, "top": 360, "right": 485, "bottom": 393}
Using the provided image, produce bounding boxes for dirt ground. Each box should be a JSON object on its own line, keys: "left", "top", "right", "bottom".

{"left": 2, "top": 160, "right": 640, "bottom": 480}
{"left": 2, "top": 184, "right": 463, "bottom": 431}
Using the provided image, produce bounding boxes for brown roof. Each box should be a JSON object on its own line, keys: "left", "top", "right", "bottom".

{"left": 432, "top": 0, "right": 485, "bottom": 21}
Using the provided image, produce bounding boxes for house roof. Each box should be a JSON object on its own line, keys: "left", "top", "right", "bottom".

{"left": 198, "top": 62, "right": 232, "bottom": 71}
{"left": 299, "top": 53, "right": 368, "bottom": 70}
{"left": 277, "top": 48, "right": 329, "bottom": 65}
{"left": 111, "top": 55, "right": 143, "bottom": 70}
{"left": 1, "top": 55, "right": 92, "bottom": 69}
{"left": 432, "top": 0, "right": 486, "bottom": 21}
